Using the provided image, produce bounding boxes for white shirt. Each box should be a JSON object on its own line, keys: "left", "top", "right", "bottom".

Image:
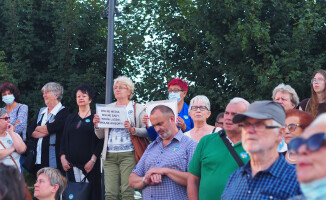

{"left": 36, "top": 102, "right": 62, "bottom": 164}
{"left": 0, "top": 132, "right": 21, "bottom": 171}
{"left": 107, "top": 101, "right": 134, "bottom": 153}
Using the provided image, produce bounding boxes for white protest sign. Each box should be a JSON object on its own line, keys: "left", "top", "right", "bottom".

{"left": 145, "top": 100, "right": 178, "bottom": 127}
{"left": 96, "top": 104, "right": 128, "bottom": 128}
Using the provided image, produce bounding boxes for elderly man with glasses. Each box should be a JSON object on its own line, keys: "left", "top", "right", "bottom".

{"left": 222, "top": 100, "right": 302, "bottom": 199}
{"left": 287, "top": 113, "right": 326, "bottom": 200}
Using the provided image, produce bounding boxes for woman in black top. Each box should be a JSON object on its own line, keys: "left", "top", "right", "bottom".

{"left": 299, "top": 69, "right": 326, "bottom": 117}
{"left": 60, "top": 84, "right": 103, "bottom": 200}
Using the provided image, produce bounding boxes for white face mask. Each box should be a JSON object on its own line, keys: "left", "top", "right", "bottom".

{"left": 2, "top": 94, "right": 15, "bottom": 105}
{"left": 168, "top": 92, "right": 181, "bottom": 103}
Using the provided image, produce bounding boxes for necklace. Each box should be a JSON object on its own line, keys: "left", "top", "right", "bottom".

{"left": 76, "top": 109, "right": 90, "bottom": 129}
{"left": 79, "top": 109, "right": 90, "bottom": 119}
{"left": 287, "top": 152, "right": 296, "bottom": 162}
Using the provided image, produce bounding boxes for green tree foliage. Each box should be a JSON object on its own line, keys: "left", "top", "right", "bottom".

{"left": 1, "top": 0, "right": 326, "bottom": 125}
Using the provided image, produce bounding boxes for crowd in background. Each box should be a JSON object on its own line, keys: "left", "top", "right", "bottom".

{"left": 0, "top": 69, "right": 326, "bottom": 200}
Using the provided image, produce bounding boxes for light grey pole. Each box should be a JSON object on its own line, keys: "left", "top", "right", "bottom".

{"left": 105, "top": 0, "right": 115, "bottom": 104}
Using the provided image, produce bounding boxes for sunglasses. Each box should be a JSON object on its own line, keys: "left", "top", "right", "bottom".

{"left": 288, "top": 133, "right": 326, "bottom": 154}
{"left": 286, "top": 123, "right": 300, "bottom": 132}
{"left": 0, "top": 117, "right": 10, "bottom": 121}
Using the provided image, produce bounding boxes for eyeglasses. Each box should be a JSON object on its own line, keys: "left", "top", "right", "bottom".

{"left": 168, "top": 89, "right": 184, "bottom": 93}
{"left": 288, "top": 133, "right": 326, "bottom": 155}
{"left": 311, "top": 78, "right": 325, "bottom": 83}
{"left": 113, "top": 86, "right": 128, "bottom": 90}
{"left": 286, "top": 123, "right": 300, "bottom": 132}
{"left": 191, "top": 106, "right": 208, "bottom": 111}
{"left": 239, "top": 122, "right": 280, "bottom": 131}
{"left": 0, "top": 117, "right": 10, "bottom": 121}
{"left": 216, "top": 122, "right": 223, "bottom": 125}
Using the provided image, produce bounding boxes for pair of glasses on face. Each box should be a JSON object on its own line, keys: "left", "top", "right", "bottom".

{"left": 286, "top": 123, "right": 300, "bottom": 132}
{"left": 311, "top": 78, "right": 325, "bottom": 83}
{"left": 0, "top": 117, "right": 10, "bottom": 121}
{"left": 239, "top": 122, "right": 280, "bottom": 131}
{"left": 216, "top": 122, "right": 223, "bottom": 125}
{"left": 288, "top": 133, "right": 326, "bottom": 154}
{"left": 191, "top": 106, "right": 208, "bottom": 111}
{"left": 168, "top": 89, "right": 184, "bottom": 93}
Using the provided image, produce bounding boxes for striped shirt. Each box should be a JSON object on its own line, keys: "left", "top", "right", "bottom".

{"left": 222, "top": 154, "right": 302, "bottom": 200}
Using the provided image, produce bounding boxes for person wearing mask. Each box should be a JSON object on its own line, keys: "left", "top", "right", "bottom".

{"left": 288, "top": 113, "right": 326, "bottom": 199}
{"left": 0, "top": 83, "right": 28, "bottom": 141}
{"left": 0, "top": 83, "right": 28, "bottom": 172}
{"left": 143, "top": 78, "right": 194, "bottom": 141}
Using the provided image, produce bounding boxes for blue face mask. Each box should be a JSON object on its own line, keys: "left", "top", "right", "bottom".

{"left": 300, "top": 177, "right": 326, "bottom": 200}
{"left": 168, "top": 92, "right": 181, "bottom": 103}
{"left": 2, "top": 94, "right": 15, "bottom": 105}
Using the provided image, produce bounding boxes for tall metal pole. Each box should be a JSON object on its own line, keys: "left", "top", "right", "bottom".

{"left": 105, "top": 0, "right": 115, "bottom": 104}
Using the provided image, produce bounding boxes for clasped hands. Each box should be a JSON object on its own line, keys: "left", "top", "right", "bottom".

{"left": 143, "top": 168, "right": 166, "bottom": 186}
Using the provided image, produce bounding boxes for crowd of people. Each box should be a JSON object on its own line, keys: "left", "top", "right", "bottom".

{"left": 0, "top": 69, "right": 326, "bottom": 200}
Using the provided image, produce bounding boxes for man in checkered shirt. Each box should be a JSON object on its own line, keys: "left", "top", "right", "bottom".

{"left": 222, "top": 101, "right": 302, "bottom": 199}
{"left": 129, "top": 105, "right": 197, "bottom": 200}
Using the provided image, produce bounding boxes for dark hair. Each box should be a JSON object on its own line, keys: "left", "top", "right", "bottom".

{"left": 286, "top": 109, "right": 314, "bottom": 130}
{"left": 216, "top": 112, "right": 224, "bottom": 122}
{"left": 168, "top": 78, "right": 189, "bottom": 92}
{"left": 0, "top": 163, "right": 27, "bottom": 200}
{"left": 0, "top": 83, "right": 20, "bottom": 100}
{"left": 73, "top": 84, "right": 95, "bottom": 100}
{"left": 307, "top": 69, "right": 326, "bottom": 117}
{"left": 151, "top": 105, "right": 175, "bottom": 117}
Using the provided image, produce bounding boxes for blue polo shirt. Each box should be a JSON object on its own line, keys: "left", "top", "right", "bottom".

{"left": 132, "top": 130, "right": 197, "bottom": 200}
{"left": 222, "top": 154, "right": 302, "bottom": 200}
{"left": 146, "top": 102, "right": 194, "bottom": 141}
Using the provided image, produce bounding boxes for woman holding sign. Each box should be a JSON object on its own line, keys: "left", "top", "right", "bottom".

{"left": 60, "top": 84, "right": 103, "bottom": 200}
{"left": 93, "top": 76, "right": 147, "bottom": 200}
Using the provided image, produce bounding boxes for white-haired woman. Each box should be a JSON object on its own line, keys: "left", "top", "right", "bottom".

{"left": 185, "top": 95, "right": 216, "bottom": 142}
{"left": 93, "top": 76, "right": 147, "bottom": 199}
{"left": 29, "top": 82, "right": 69, "bottom": 173}
{"left": 34, "top": 167, "right": 67, "bottom": 200}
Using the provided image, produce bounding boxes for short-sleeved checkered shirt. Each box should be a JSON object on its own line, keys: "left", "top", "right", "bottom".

{"left": 222, "top": 154, "right": 302, "bottom": 200}
{"left": 132, "top": 130, "right": 197, "bottom": 200}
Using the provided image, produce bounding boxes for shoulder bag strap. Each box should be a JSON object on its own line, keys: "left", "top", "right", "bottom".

{"left": 218, "top": 130, "right": 244, "bottom": 167}
{"left": 0, "top": 140, "right": 19, "bottom": 169}
{"left": 211, "top": 127, "right": 216, "bottom": 133}
{"left": 133, "top": 102, "right": 137, "bottom": 127}
{"left": 16, "top": 104, "right": 22, "bottom": 116}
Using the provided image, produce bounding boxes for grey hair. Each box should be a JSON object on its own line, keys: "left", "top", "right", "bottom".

{"left": 0, "top": 108, "right": 7, "bottom": 117}
{"left": 41, "top": 82, "right": 64, "bottom": 101}
{"left": 272, "top": 83, "right": 299, "bottom": 107}
{"left": 113, "top": 76, "right": 135, "bottom": 100}
{"left": 37, "top": 167, "right": 67, "bottom": 200}
{"left": 229, "top": 97, "right": 250, "bottom": 108}
{"left": 188, "top": 95, "right": 211, "bottom": 112}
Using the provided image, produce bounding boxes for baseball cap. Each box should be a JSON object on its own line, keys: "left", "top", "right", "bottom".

{"left": 232, "top": 100, "right": 286, "bottom": 126}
